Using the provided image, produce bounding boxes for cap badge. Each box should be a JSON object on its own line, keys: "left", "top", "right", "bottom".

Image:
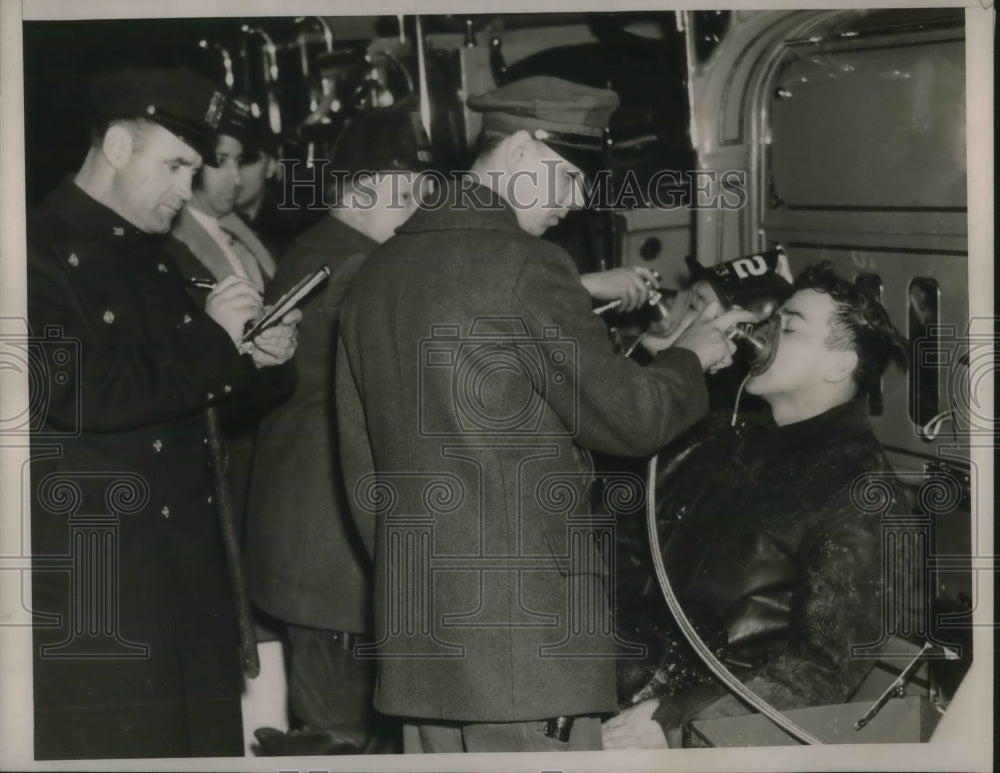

{"left": 205, "top": 91, "right": 226, "bottom": 129}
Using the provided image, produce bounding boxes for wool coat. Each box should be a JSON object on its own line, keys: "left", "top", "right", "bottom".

{"left": 335, "top": 184, "right": 710, "bottom": 723}
{"left": 245, "top": 216, "right": 375, "bottom": 634}
{"left": 26, "top": 179, "right": 269, "bottom": 759}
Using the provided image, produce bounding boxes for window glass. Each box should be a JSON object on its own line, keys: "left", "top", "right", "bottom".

{"left": 855, "top": 273, "right": 885, "bottom": 415}
{"left": 908, "top": 277, "right": 940, "bottom": 429}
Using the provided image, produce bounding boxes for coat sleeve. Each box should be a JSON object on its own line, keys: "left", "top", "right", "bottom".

{"left": 511, "top": 243, "right": 710, "bottom": 457}
{"left": 334, "top": 329, "right": 377, "bottom": 557}
{"left": 28, "top": 243, "right": 256, "bottom": 433}
{"left": 651, "top": 486, "right": 885, "bottom": 734}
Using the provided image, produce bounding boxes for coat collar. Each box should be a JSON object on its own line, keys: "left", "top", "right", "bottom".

{"left": 742, "top": 397, "right": 874, "bottom": 454}
{"left": 171, "top": 204, "right": 269, "bottom": 289}
{"left": 48, "top": 176, "right": 151, "bottom": 242}
{"left": 394, "top": 179, "right": 522, "bottom": 236}
{"left": 294, "top": 213, "right": 377, "bottom": 256}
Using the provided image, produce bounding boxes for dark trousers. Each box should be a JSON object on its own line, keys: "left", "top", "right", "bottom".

{"left": 402, "top": 716, "right": 603, "bottom": 753}
{"left": 285, "top": 624, "right": 375, "bottom": 746}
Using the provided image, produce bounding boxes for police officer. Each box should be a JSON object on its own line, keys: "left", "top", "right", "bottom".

{"left": 335, "top": 76, "right": 753, "bottom": 753}
{"left": 27, "top": 68, "right": 299, "bottom": 759}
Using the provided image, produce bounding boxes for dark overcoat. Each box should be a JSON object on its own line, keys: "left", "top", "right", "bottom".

{"left": 26, "top": 179, "right": 267, "bottom": 759}
{"left": 335, "top": 184, "right": 710, "bottom": 723}
{"left": 245, "top": 216, "right": 375, "bottom": 634}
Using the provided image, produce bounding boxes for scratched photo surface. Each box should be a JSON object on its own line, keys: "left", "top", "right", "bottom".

{"left": 0, "top": 3, "right": 992, "bottom": 772}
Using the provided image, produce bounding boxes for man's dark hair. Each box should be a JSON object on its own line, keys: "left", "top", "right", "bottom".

{"left": 793, "top": 260, "right": 908, "bottom": 396}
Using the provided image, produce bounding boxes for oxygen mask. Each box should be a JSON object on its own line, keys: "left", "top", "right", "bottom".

{"left": 685, "top": 250, "right": 792, "bottom": 377}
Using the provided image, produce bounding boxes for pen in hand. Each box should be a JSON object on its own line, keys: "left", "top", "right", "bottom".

{"left": 186, "top": 277, "right": 217, "bottom": 290}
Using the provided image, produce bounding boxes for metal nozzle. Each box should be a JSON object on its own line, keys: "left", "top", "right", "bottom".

{"left": 727, "top": 323, "right": 766, "bottom": 351}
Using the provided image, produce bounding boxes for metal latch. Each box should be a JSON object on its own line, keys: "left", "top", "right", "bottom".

{"left": 854, "top": 642, "right": 959, "bottom": 730}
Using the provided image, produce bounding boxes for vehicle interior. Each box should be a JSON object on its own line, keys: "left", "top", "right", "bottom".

{"left": 22, "top": 7, "right": 977, "bottom": 749}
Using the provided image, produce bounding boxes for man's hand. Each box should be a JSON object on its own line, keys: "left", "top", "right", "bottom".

{"left": 581, "top": 266, "right": 658, "bottom": 312}
{"left": 249, "top": 308, "right": 302, "bottom": 368}
{"left": 601, "top": 699, "right": 669, "bottom": 750}
{"left": 638, "top": 287, "right": 699, "bottom": 352}
{"left": 205, "top": 275, "right": 263, "bottom": 346}
{"left": 670, "top": 303, "right": 758, "bottom": 372}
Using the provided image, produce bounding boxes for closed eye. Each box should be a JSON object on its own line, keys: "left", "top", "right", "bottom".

{"left": 778, "top": 308, "right": 805, "bottom": 332}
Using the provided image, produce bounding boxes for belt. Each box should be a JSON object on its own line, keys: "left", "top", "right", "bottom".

{"left": 543, "top": 715, "right": 574, "bottom": 742}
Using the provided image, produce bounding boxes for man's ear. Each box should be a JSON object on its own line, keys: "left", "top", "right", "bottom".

{"left": 824, "top": 348, "right": 858, "bottom": 385}
{"left": 102, "top": 125, "right": 134, "bottom": 170}
{"left": 265, "top": 156, "right": 279, "bottom": 181}
{"left": 504, "top": 129, "right": 533, "bottom": 170}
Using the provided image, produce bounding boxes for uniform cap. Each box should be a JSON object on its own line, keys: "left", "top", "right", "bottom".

{"left": 467, "top": 76, "right": 618, "bottom": 148}
{"left": 467, "top": 76, "right": 618, "bottom": 177}
{"left": 330, "top": 96, "right": 434, "bottom": 173}
{"left": 88, "top": 67, "right": 228, "bottom": 166}
{"left": 217, "top": 97, "right": 251, "bottom": 144}
{"left": 214, "top": 98, "right": 280, "bottom": 160}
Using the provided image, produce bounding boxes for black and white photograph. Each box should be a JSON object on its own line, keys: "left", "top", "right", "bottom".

{"left": 0, "top": 1, "right": 993, "bottom": 770}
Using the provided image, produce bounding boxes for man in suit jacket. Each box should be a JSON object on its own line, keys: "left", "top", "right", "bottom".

{"left": 245, "top": 97, "right": 434, "bottom": 755}
{"left": 335, "top": 76, "right": 754, "bottom": 753}
{"left": 168, "top": 100, "right": 276, "bottom": 291}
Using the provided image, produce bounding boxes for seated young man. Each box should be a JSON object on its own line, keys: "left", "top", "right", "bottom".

{"left": 604, "top": 261, "right": 909, "bottom": 749}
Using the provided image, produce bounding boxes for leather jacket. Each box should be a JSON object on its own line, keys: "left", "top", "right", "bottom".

{"left": 614, "top": 399, "right": 908, "bottom": 733}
